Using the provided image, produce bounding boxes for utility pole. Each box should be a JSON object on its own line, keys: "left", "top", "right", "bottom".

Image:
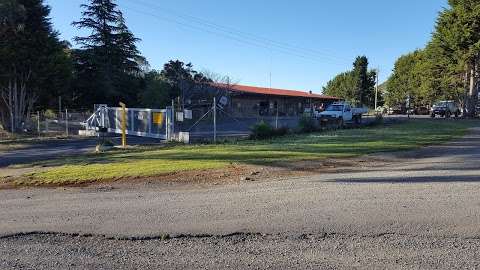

{"left": 375, "top": 67, "right": 380, "bottom": 111}
{"left": 213, "top": 97, "right": 217, "bottom": 143}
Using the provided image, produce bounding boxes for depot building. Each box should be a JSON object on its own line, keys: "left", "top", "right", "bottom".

{"left": 205, "top": 84, "right": 341, "bottom": 117}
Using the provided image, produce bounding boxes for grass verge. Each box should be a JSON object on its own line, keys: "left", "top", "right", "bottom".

{"left": 10, "top": 119, "right": 479, "bottom": 186}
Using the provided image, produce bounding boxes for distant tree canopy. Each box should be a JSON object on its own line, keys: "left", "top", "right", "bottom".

{"left": 139, "top": 60, "right": 213, "bottom": 109}
{"left": 385, "top": 0, "right": 480, "bottom": 115}
{"left": 323, "top": 56, "right": 377, "bottom": 107}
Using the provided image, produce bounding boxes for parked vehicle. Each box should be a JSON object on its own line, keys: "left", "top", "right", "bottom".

{"left": 388, "top": 106, "right": 406, "bottom": 115}
{"left": 375, "top": 106, "right": 388, "bottom": 115}
{"left": 414, "top": 106, "right": 430, "bottom": 115}
{"left": 316, "top": 102, "right": 368, "bottom": 127}
{"left": 430, "top": 101, "right": 461, "bottom": 118}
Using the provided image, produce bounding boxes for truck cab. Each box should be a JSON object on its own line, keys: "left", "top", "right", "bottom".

{"left": 317, "top": 102, "right": 366, "bottom": 126}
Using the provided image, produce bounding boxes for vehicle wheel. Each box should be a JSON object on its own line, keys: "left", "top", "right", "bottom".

{"left": 353, "top": 116, "right": 360, "bottom": 125}
{"left": 455, "top": 111, "right": 460, "bottom": 118}
{"left": 446, "top": 111, "right": 451, "bottom": 118}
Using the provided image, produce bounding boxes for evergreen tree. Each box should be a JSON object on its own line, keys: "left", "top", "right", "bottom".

{"left": 72, "top": 0, "right": 144, "bottom": 106}
{"left": 430, "top": 0, "right": 480, "bottom": 115}
{"left": 323, "top": 56, "right": 376, "bottom": 107}
{"left": 159, "top": 60, "right": 211, "bottom": 107}
{"left": 386, "top": 0, "right": 480, "bottom": 115}
{"left": 385, "top": 51, "right": 424, "bottom": 107}
{"left": 0, "top": 0, "right": 71, "bottom": 132}
{"left": 353, "top": 56, "right": 371, "bottom": 105}
{"left": 322, "top": 71, "right": 357, "bottom": 103}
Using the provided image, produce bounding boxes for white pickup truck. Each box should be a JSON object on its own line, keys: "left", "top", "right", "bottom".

{"left": 316, "top": 102, "right": 368, "bottom": 127}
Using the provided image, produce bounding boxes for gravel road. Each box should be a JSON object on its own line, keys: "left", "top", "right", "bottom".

{"left": 2, "top": 233, "right": 480, "bottom": 270}
{"left": 1, "top": 126, "right": 480, "bottom": 269}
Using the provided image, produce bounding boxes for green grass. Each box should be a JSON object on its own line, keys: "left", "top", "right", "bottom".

{"left": 13, "top": 119, "right": 479, "bottom": 186}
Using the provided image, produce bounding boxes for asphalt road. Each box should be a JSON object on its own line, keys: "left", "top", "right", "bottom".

{"left": 1, "top": 123, "right": 479, "bottom": 269}
{"left": 0, "top": 136, "right": 162, "bottom": 168}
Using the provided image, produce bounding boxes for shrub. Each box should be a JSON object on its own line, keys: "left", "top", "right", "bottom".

{"left": 250, "top": 121, "right": 274, "bottom": 140}
{"left": 298, "top": 116, "right": 317, "bottom": 133}
{"left": 44, "top": 109, "right": 57, "bottom": 119}
{"left": 250, "top": 121, "right": 289, "bottom": 140}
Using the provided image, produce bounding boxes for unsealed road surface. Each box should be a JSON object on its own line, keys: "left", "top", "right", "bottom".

{"left": 1, "top": 127, "right": 480, "bottom": 269}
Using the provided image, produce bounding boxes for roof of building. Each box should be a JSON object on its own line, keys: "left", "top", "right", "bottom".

{"left": 215, "top": 84, "right": 339, "bottom": 100}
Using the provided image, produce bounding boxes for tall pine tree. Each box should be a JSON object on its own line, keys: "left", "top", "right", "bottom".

{"left": 72, "top": 0, "right": 144, "bottom": 106}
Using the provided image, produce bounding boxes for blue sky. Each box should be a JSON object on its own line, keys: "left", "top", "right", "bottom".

{"left": 45, "top": 0, "right": 447, "bottom": 94}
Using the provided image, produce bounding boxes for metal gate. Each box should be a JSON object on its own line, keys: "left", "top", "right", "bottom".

{"left": 85, "top": 105, "right": 173, "bottom": 140}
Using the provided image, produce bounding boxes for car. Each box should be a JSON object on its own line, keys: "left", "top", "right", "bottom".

{"left": 388, "top": 106, "right": 406, "bottom": 115}
{"left": 430, "top": 101, "right": 461, "bottom": 118}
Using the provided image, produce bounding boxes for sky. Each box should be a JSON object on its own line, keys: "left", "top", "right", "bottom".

{"left": 45, "top": 0, "right": 448, "bottom": 94}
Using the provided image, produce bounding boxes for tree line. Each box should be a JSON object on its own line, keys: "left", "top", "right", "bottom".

{"left": 0, "top": 0, "right": 209, "bottom": 132}
{"left": 324, "top": 0, "right": 480, "bottom": 116}
{"left": 384, "top": 0, "right": 479, "bottom": 116}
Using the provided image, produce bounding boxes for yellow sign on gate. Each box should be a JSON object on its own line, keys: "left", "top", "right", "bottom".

{"left": 152, "top": 112, "right": 165, "bottom": 125}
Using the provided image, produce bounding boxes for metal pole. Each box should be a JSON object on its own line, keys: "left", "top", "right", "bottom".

{"left": 171, "top": 99, "right": 175, "bottom": 141}
{"left": 275, "top": 102, "right": 279, "bottom": 129}
{"left": 119, "top": 102, "right": 127, "bottom": 148}
{"left": 65, "top": 108, "right": 69, "bottom": 137}
{"left": 59, "top": 96, "right": 62, "bottom": 118}
{"left": 213, "top": 97, "right": 217, "bottom": 143}
{"left": 375, "top": 68, "right": 379, "bottom": 111}
{"left": 37, "top": 111, "right": 40, "bottom": 137}
{"left": 165, "top": 109, "right": 169, "bottom": 141}
{"left": 45, "top": 115, "right": 49, "bottom": 133}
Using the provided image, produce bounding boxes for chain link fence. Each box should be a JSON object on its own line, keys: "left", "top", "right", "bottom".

{"left": 175, "top": 98, "right": 313, "bottom": 142}
{"left": 22, "top": 109, "right": 91, "bottom": 137}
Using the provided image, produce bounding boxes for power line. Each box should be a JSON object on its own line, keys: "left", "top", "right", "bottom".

{"left": 125, "top": 0, "right": 352, "bottom": 64}
{"left": 121, "top": 0, "right": 352, "bottom": 66}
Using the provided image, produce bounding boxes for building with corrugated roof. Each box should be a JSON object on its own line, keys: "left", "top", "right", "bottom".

{"left": 211, "top": 84, "right": 341, "bottom": 117}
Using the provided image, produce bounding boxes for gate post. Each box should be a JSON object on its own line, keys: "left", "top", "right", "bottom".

{"left": 119, "top": 102, "right": 127, "bottom": 148}
{"left": 213, "top": 97, "right": 217, "bottom": 143}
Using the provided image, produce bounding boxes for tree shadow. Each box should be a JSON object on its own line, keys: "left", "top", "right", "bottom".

{"left": 324, "top": 175, "right": 480, "bottom": 184}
